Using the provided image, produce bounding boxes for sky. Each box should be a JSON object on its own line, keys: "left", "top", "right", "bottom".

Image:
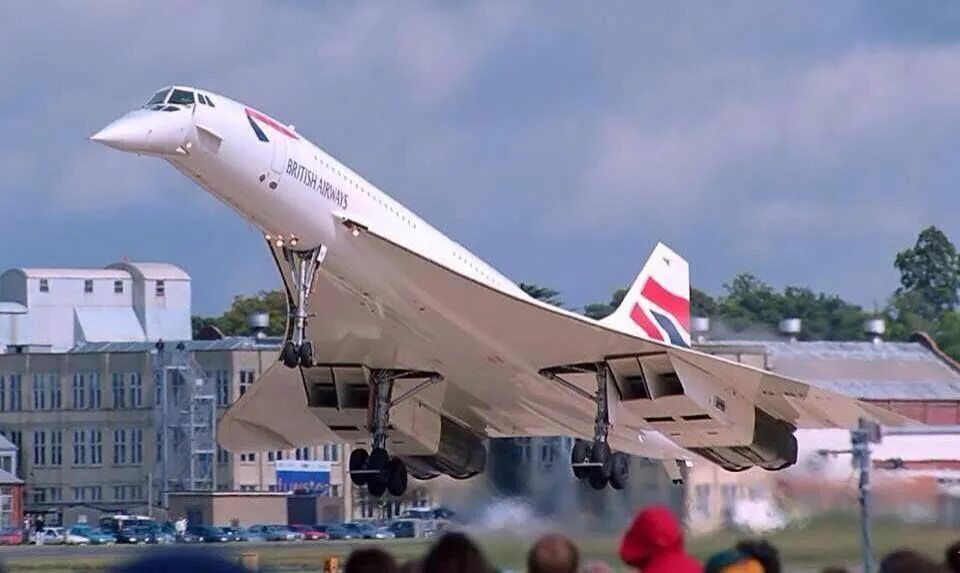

{"left": 3, "top": 2, "right": 960, "bottom": 315}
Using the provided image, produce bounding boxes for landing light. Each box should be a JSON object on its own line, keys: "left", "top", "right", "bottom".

{"left": 274, "top": 239, "right": 284, "bottom": 248}
{"left": 352, "top": 228, "right": 360, "bottom": 237}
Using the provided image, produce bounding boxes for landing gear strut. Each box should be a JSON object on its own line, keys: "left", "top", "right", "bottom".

{"left": 569, "top": 364, "right": 630, "bottom": 491}
{"left": 347, "top": 370, "right": 442, "bottom": 498}
{"left": 276, "top": 244, "right": 325, "bottom": 369}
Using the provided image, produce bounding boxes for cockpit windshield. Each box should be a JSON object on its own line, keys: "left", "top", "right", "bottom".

{"left": 146, "top": 89, "right": 170, "bottom": 106}
{"left": 168, "top": 89, "right": 195, "bottom": 105}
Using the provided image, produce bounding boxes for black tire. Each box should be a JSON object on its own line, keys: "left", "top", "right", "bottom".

{"left": 571, "top": 439, "right": 591, "bottom": 480}
{"left": 588, "top": 469, "right": 608, "bottom": 490}
{"left": 609, "top": 452, "right": 629, "bottom": 490}
{"left": 386, "top": 458, "right": 408, "bottom": 497}
{"left": 299, "top": 341, "right": 314, "bottom": 368}
{"left": 280, "top": 341, "right": 299, "bottom": 368}
{"left": 349, "top": 449, "right": 369, "bottom": 486}
{"left": 590, "top": 441, "right": 611, "bottom": 478}
{"left": 367, "top": 447, "right": 390, "bottom": 473}
{"left": 367, "top": 478, "right": 387, "bottom": 497}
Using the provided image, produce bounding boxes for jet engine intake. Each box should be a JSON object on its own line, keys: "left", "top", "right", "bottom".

{"left": 689, "top": 408, "right": 798, "bottom": 472}
{"left": 401, "top": 416, "right": 487, "bottom": 480}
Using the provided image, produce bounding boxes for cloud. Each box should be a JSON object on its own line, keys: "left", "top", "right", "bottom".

{"left": 570, "top": 46, "right": 960, "bottom": 231}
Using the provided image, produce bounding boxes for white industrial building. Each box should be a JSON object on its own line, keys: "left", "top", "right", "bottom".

{"left": 0, "top": 262, "right": 191, "bottom": 353}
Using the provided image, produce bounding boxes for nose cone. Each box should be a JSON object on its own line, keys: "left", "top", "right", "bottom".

{"left": 90, "top": 115, "right": 148, "bottom": 152}
{"left": 91, "top": 108, "right": 191, "bottom": 155}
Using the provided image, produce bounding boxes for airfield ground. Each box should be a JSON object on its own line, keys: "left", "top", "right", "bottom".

{"left": 0, "top": 514, "right": 954, "bottom": 572}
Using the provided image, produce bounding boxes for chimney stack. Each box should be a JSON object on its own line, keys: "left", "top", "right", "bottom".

{"left": 778, "top": 318, "right": 801, "bottom": 342}
{"left": 864, "top": 318, "right": 885, "bottom": 345}
{"left": 691, "top": 317, "right": 710, "bottom": 343}
{"left": 247, "top": 312, "right": 269, "bottom": 339}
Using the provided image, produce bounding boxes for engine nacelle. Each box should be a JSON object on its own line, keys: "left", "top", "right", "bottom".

{"left": 689, "top": 408, "right": 798, "bottom": 472}
{"left": 402, "top": 416, "right": 487, "bottom": 480}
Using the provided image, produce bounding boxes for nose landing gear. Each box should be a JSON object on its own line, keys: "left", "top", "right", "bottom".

{"left": 274, "top": 242, "right": 325, "bottom": 369}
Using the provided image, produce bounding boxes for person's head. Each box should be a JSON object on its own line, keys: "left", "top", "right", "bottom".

{"left": 345, "top": 548, "right": 397, "bottom": 573}
{"left": 421, "top": 532, "right": 492, "bottom": 573}
{"left": 880, "top": 549, "right": 943, "bottom": 573}
{"left": 527, "top": 533, "right": 579, "bottom": 573}
{"left": 619, "top": 504, "right": 685, "bottom": 569}
{"left": 736, "top": 539, "right": 780, "bottom": 573}
{"left": 704, "top": 549, "right": 763, "bottom": 573}
{"left": 946, "top": 540, "right": 960, "bottom": 573}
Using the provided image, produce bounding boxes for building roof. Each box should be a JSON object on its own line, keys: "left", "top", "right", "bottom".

{"left": 0, "top": 468, "right": 23, "bottom": 486}
{"left": 0, "top": 434, "right": 16, "bottom": 452}
{"left": 75, "top": 308, "right": 146, "bottom": 344}
{"left": 69, "top": 336, "right": 283, "bottom": 354}
{"left": 697, "top": 338, "right": 960, "bottom": 400}
{"left": 106, "top": 262, "right": 190, "bottom": 281}
{"left": 8, "top": 268, "right": 129, "bottom": 280}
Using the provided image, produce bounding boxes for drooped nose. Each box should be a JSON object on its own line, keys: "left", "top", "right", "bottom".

{"left": 91, "top": 108, "right": 191, "bottom": 155}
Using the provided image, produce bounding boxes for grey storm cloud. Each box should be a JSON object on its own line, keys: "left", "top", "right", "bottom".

{"left": 2, "top": 1, "right": 960, "bottom": 314}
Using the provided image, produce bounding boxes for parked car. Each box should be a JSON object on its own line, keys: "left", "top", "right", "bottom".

{"left": 34, "top": 527, "right": 65, "bottom": 545}
{"left": 321, "top": 524, "right": 354, "bottom": 540}
{"left": 146, "top": 525, "right": 175, "bottom": 545}
{"left": 387, "top": 520, "right": 417, "bottom": 539}
{"left": 289, "top": 524, "right": 327, "bottom": 541}
{"left": 187, "top": 525, "right": 230, "bottom": 543}
{"left": 243, "top": 524, "right": 271, "bottom": 542}
{"left": 0, "top": 528, "right": 22, "bottom": 545}
{"left": 345, "top": 522, "right": 394, "bottom": 540}
{"left": 177, "top": 530, "right": 203, "bottom": 544}
{"left": 220, "top": 526, "right": 245, "bottom": 542}
{"left": 265, "top": 524, "right": 297, "bottom": 541}
{"left": 67, "top": 525, "right": 116, "bottom": 545}
{"left": 116, "top": 526, "right": 151, "bottom": 544}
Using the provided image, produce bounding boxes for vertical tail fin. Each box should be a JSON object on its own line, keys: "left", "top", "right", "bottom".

{"left": 600, "top": 242, "right": 691, "bottom": 347}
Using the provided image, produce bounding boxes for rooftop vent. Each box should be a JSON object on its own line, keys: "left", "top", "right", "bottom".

{"left": 778, "top": 318, "right": 801, "bottom": 342}
{"left": 247, "top": 312, "right": 269, "bottom": 339}
{"left": 864, "top": 318, "right": 885, "bottom": 345}
{"left": 691, "top": 317, "right": 710, "bottom": 343}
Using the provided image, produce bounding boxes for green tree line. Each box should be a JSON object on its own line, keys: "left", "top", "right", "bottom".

{"left": 193, "top": 226, "right": 960, "bottom": 359}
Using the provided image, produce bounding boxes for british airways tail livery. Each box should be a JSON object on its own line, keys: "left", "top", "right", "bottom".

{"left": 92, "top": 86, "right": 905, "bottom": 497}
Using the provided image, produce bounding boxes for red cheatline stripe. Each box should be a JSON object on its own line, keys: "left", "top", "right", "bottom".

{"left": 630, "top": 303, "right": 663, "bottom": 341}
{"left": 641, "top": 277, "right": 690, "bottom": 331}
{"left": 245, "top": 108, "right": 299, "bottom": 140}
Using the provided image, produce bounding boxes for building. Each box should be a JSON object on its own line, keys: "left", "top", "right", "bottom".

{"left": 0, "top": 434, "right": 24, "bottom": 529}
{"left": 0, "top": 261, "right": 362, "bottom": 524}
{"left": 685, "top": 325, "right": 960, "bottom": 533}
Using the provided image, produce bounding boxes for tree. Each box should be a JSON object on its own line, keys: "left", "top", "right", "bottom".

{"left": 691, "top": 287, "right": 717, "bottom": 318}
{"left": 519, "top": 283, "right": 563, "bottom": 307}
{"left": 894, "top": 226, "right": 960, "bottom": 322}
{"left": 584, "top": 288, "right": 628, "bottom": 320}
{"left": 193, "top": 290, "right": 288, "bottom": 337}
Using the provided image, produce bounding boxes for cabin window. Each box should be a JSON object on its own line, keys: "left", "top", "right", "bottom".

{"left": 114, "top": 280, "right": 124, "bottom": 294}
{"left": 155, "top": 280, "right": 165, "bottom": 297}
{"left": 39, "top": 279, "right": 49, "bottom": 293}
{"left": 84, "top": 280, "right": 93, "bottom": 294}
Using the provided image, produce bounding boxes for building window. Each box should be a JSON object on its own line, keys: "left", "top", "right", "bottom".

{"left": 129, "top": 485, "right": 143, "bottom": 501}
{"left": 156, "top": 280, "right": 165, "bottom": 297}
{"left": 90, "top": 429, "right": 102, "bottom": 465}
{"left": 84, "top": 280, "right": 94, "bottom": 293}
{"left": 32, "top": 375, "right": 46, "bottom": 410}
{"left": 240, "top": 453, "right": 256, "bottom": 463}
{"left": 72, "top": 487, "right": 84, "bottom": 502}
{"left": 33, "top": 431, "right": 46, "bottom": 466}
{"left": 6, "top": 375, "right": 21, "bottom": 412}
{"left": 49, "top": 375, "right": 61, "bottom": 409}
{"left": 32, "top": 489, "right": 46, "bottom": 504}
{"left": 49, "top": 487, "right": 62, "bottom": 502}
{"left": 267, "top": 451, "right": 274, "bottom": 462}
{"left": 39, "top": 279, "right": 49, "bottom": 293}
{"left": 114, "top": 280, "right": 124, "bottom": 294}
{"left": 89, "top": 373, "right": 101, "bottom": 409}
{"left": 72, "top": 374, "right": 87, "bottom": 409}
{"left": 114, "top": 486, "right": 126, "bottom": 501}
{"left": 73, "top": 429, "right": 87, "bottom": 465}
{"left": 239, "top": 485, "right": 256, "bottom": 492}
{"left": 113, "top": 429, "right": 127, "bottom": 464}
{"left": 90, "top": 486, "right": 102, "bottom": 501}
{"left": 331, "top": 484, "right": 341, "bottom": 497}
{"left": 0, "top": 376, "right": 6, "bottom": 412}
{"left": 323, "top": 444, "right": 339, "bottom": 462}
{"left": 50, "top": 431, "right": 62, "bottom": 466}
{"left": 131, "top": 428, "right": 143, "bottom": 464}
{"left": 295, "top": 447, "right": 309, "bottom": 461}
{"left": 239, "top": 370, "right": 255, "bottom": 397}
{"left": 112, "top": 373, "right": 125, "bottom": 408}
{"left": 216, "top": 370, "right": 230, "bottom": 407}
{"left": 217, "top": 446, "right": 230, "bottom": 464}
{"left": 129, "top": 373, "right": 142, "bottom": 407}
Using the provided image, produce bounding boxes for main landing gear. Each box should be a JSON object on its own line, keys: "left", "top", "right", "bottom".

{"left": 569, "top": 365, "right": 630, "bottom": 491}
{"left": 348, "top": 370, "right": 442, "bottom": 498}
{"left": 276, "top": 244, "right": 325, "bottom": 370}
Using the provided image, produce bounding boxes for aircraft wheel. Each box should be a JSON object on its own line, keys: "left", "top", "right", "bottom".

{"left": 367, "top": 478, "right": 387, "bottom": 498}
{"left": 367, "top": 447, "right": 390, "bottom": 484}
{"left": 280, "top": 341, "right": 300, "bottom": 369}
{"left": 571, "top": 439, "right": 591, "bottom": 480}
{"left": 298, "top": 341, "right": 314, "bottom": 368}
{"left": 609, "top": 452, "right": 629, "bottom": 490}
{"left": 588, "top": 469, "right": 608, "bottom": 491}
{"left": 349, "top": 449, "right": 369, "bottom": 486}
{"left": 590, "top": 441, "right": 611, "bottom": 478}
{"left": 386, "top": 458, "right": 408, "bottom": 497}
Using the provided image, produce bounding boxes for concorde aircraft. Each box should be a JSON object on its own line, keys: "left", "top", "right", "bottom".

{"left": 92, "top": 86, "right": 904, "bottom": 497}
